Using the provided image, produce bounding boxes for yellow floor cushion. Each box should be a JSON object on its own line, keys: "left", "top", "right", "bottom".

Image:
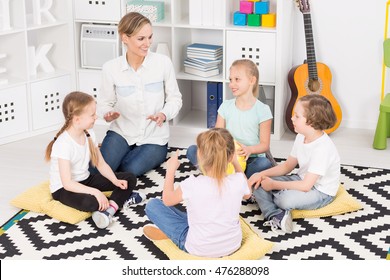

{"left": 152, "top": 216, "right": 273, "bottom": 260}
{"left": 10, "top": 180, "right": 111, "bottom": 224}
{"left": 291, "top": 184, "right": 363, "bottom": 219}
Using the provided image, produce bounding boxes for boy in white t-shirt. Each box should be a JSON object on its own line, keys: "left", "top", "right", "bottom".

{"left": 249, "top": 95, "right": 340, "bottom": 233}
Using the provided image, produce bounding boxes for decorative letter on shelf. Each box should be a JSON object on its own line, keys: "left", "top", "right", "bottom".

{"left": 0, "top": 0, "right": 11, "bottom": 31}
{"left": 28, "top": 44, "right": 55, "bottom": 75}
{"left": 32, "top": 0, "right": 56, "bottom": 25}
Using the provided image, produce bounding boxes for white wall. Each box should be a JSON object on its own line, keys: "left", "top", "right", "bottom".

{"left": 291, "top": 0, "right": 387, "bottom": 130}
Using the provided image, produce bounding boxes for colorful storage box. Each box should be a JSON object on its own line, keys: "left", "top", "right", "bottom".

{"left": 247, "top": 14, "right": 261, "bottom": 26}
{"left": 262, "top": 13, "right": 276, "bottom": 27}
{"left": 126, "top": 1, "right": 165, "bottom": 23}
{"left": 254, "top": 1, "right": 270, "bottom": 15}
{"left": 233, "top": 11, "right": 247, "bottom": 26}
{"left": 239, "top": 1, "right": 254, "bottom": 14}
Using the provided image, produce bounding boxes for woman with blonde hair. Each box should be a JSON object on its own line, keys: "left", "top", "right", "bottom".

{"left": 94, "top": 12, "right": 182, "bottom": 177}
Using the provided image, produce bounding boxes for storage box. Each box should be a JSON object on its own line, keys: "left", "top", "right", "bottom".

{"left": 248, "top": 14, "right": 261, "bottom": 26}
{"left": 233, "top": 12, "right": 246, "bottom": 26}
{"left": 0, "top": 85, "right": 28, "bottom": 138}
{"left": 74, "top": 0, "right": 122, "bottom": 22}
{"left": 254, "top": 1, "right": 270, "bottom": 15}
{"left": 239, "top": 1, "right": 254, "bottom": 14}
{"left": 262, "top": 13, "right": 276, "bottom": 27}
{"left": 126, "top": 1, "right": 165, "bottom": 23}
{"left": 30, "top": 75, "right": 70, "bottom": 130}
{"left": 226, "top": 30, "right": 276, "bottom": 84}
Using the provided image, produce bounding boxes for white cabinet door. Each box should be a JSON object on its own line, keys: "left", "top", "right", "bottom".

{"left": 225, "top": 30, "right": 276, "bottom": 84}
{"left": 0, "top": 85, "right": 29, "bottom": 138}
{"left": 30, "top": 75, "right": 71, "bottom": 130}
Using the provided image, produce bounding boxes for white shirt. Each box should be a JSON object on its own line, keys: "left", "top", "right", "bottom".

{"left": 291, "top": 133, "right": 341, "bottom": 196}
{"left": 97, "top": 51, "right": 182, "bottom": 146}
{"left": 49, "top": 129, "right": 97, "bottom": 193}
{"left": 180, "top": 172, "right": 250, "bottom": 258}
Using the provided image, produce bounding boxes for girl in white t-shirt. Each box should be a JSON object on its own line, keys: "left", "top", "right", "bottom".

{"left": 45, "top": 91, "right": 145, "bottom": 229}
{"left": 144, "top": 128, "right": 252, "bottom": 258}
{"left": 249, "top": 95, "right": 340, "bottom": 234}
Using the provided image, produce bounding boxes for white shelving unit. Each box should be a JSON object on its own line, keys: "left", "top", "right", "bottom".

{"left": 170, "top": 0, "right": 294, "bottom": 139}
{"left": 0, "top": 0, "right": 294, "bottom": 144}
{"left": 0, "top": 0, "right": 75, "bottom": 145}
{"left": 73, "top": 0, "right": 294, "bottom": 140}
{"left": 72, "top": 0, "right": 125, "bottom": 125}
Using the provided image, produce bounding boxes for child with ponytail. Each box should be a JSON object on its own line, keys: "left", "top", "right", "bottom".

{"left": 144, "top": 128, "right": 251, "bottom": 258}
{"left": 45, "top": 91, "right": 145, "bottom": 229}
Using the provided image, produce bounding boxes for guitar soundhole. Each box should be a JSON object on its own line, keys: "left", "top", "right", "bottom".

{"left": 305, "top": 78, "right": 323, "bottom": 94}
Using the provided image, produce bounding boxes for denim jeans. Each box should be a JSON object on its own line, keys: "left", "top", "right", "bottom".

{"left": 186, "top": 144, "right": 272, "bottom": 178}
{"left": 253, "top": 174, "right": 335, "bottom": 220}
{"left": 145, "top": 198, "right": 189, "bottom": 251}
{"left": 91, "top": 130, "right": 168, "bottom": 177}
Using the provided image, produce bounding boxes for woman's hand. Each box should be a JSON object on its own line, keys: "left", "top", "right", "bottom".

{"left": 147, "top": 112, "right": 166, "bottom": 127}
{"left": 113, "top": 179, "right": 128, "bottom": 190}
{"left": 104, "top": 111, "right": 120, "bottom": 122}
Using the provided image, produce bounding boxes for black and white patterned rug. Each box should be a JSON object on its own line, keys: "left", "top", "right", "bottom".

{"left": 1, "top": 148, "right": 389, "bottom": 260}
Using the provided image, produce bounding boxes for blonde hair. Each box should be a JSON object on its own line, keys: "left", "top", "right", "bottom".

{"left": 196, "top": 128, "right": 235, "bottom": 186}
{"left": 231, "top": 59, "right": 259, "bottom": 97}
{"left": 45, "top": 91, "right": 99, "bottom": 167}
{"left": 299, "top": 95, "right": 337, "bottom": 130}
{"left": 118, "top": 12, "right": 151, "bottom": 36}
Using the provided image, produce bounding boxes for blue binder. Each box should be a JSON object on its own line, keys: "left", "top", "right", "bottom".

{"left": 217, "top": 82, "right": 223, "bottom": 109}
{"left": 207, "top": 82, "right": 218, "bottom": 128}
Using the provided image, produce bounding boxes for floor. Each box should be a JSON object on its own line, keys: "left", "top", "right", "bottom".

{"left": 1, "top": 125, "right": 389, "bottom": 226}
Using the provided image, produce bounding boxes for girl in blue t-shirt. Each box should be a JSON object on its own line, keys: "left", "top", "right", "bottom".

{"left": 187, "top": 59, "right": 273, "bottom": 178}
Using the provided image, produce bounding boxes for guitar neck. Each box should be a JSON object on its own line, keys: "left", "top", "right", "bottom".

{"left": 303, "top": 12, "right": 318, "bottom": 80}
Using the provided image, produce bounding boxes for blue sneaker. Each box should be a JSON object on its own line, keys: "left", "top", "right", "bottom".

{"left": 123, "top": 192, "right": 146, "bottom": 210}
{"left": 264, "top": 210, "right": 293, "bottom": 233}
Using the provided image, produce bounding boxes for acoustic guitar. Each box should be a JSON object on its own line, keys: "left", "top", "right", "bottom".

{"left": 286, "top": 0, "right": 342, "bottom": 134}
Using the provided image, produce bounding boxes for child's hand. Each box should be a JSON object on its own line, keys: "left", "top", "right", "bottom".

{"left": 261, "top": 176, "right": 274, "bottom": 191}
{"left": 167, "top": 150, "right": 180, "bottom": 172}
{"left": 94, "top": 191, "right": 110, "bottom": 211}
{"left": 236, "top": 141, "right": 252, "bottom": 160}
{"left": 113, "top": 179, "right": 128, "bottom": 190}
{"left": 248, "top": 172, "right": 264, "bottom": 189}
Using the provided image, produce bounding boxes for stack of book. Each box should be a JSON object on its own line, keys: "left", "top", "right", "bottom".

{"left": 184, "top": 43, "right": 223, "bottom": 78}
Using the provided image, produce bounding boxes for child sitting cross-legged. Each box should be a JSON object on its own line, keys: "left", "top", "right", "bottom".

{"left": 249, "top": 95, "right": 341, "bottom": 234}
{"left": 45, "top": 91, "right": 146, "bottom": 229}
{"left": 144, "top": 128, "right": 252, "bottom": 258}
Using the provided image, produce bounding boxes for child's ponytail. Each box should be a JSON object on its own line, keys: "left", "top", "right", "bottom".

{"left": 44, "top": 118, "right": 71, "bottom": 161}
{"left": 197, "top": 128, "right": 235, "bottom": 187}
{"left": 85, "top": 130, "right": 99, "bottom": 167}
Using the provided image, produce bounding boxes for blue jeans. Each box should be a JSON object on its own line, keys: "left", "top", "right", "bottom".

{"left": 186, "top": 144, "right": 272, "bottom": 178}
{"left": 92, "top": 130, "right": 168, "bottom": 177}
{"left": 253, "top": 174, "right": 335, "bottom": 220}
{"left": 145, "top": 198, "right": 189, "bottom": 251}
